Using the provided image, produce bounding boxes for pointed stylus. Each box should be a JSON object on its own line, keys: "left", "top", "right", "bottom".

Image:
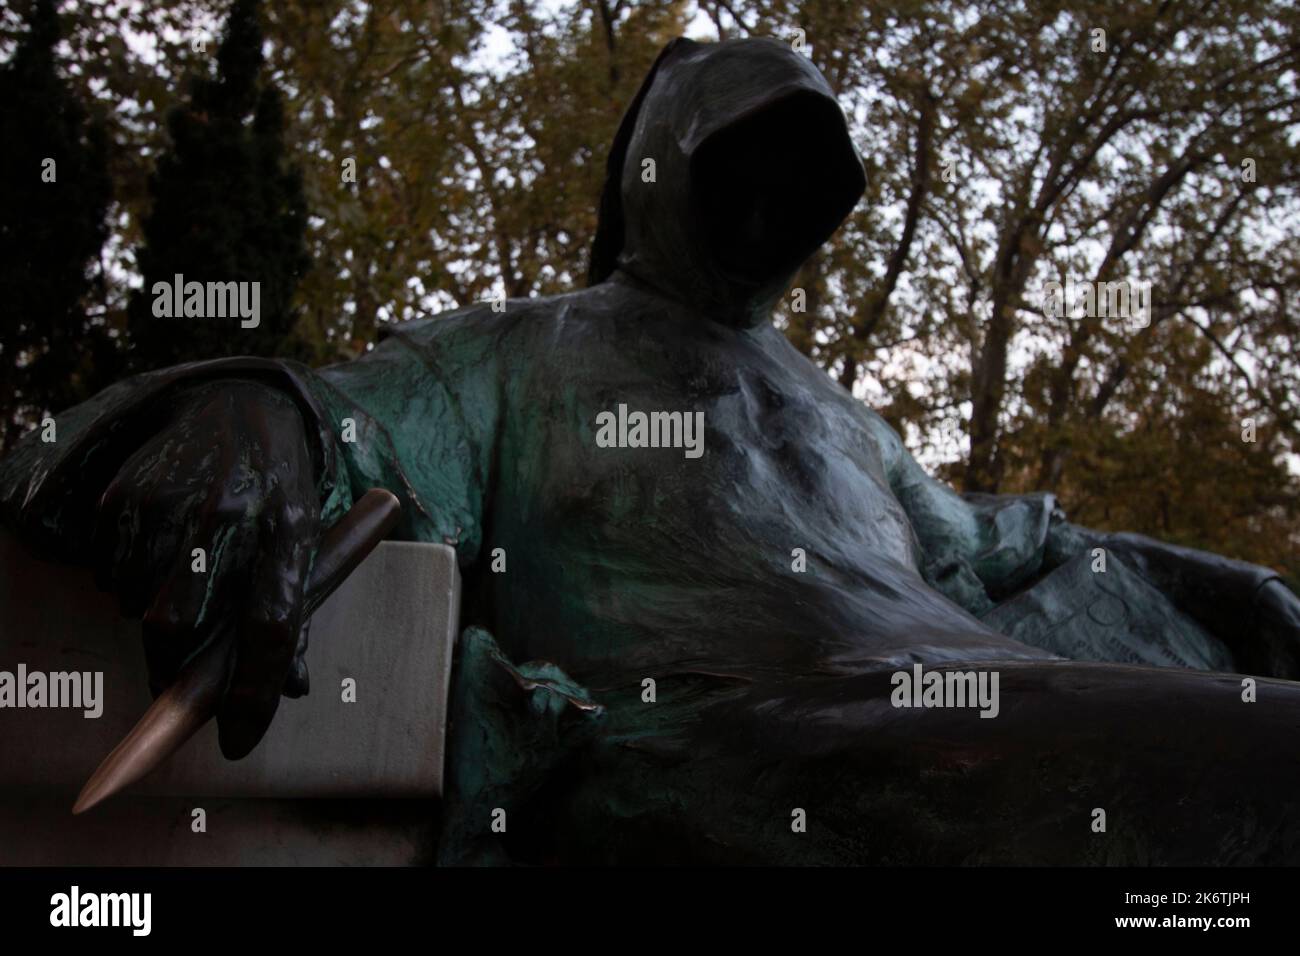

{"left": 71, "top": 488, "right": 402, "bottom": 815}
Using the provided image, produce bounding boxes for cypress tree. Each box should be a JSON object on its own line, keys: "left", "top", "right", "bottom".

{"left": 0, "top": 0, "right": 114, "bottom": 452}
{"left": 128, "top": 0, "right": 310, "bottom": 370}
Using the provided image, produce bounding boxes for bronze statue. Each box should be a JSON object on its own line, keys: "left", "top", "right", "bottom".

{"left": 3, "top": 37, "right": 1299, "bottom": 864}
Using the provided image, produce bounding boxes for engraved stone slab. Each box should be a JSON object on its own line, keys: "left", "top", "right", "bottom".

{"left": 0, "top": 534, "right": 460, "bottom": 800}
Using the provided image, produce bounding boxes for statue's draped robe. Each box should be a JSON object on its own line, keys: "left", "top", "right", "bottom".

{"left": 3, "top": 37, "right": 1298, "bottom": 864}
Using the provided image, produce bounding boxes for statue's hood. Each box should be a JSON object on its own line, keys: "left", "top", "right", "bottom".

{"left": 588, "top": 37, "right": 866, "bottom": 328}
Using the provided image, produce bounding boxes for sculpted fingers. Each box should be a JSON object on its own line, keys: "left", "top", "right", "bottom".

{"left": 139, "top": 520, "right": 248, "bottom": 697}
{"left": 215, "top": 406, "right": 319, "bottom": 759}
{"left": 283, "top": 619, "right": 311, "bottom": 699}
{"left": 91, "top": 428, "right": 208, "bottom": 620}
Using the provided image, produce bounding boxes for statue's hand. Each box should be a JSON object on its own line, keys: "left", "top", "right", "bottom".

{"left": 90, "top": 378, "right": 321, "bottom": 758}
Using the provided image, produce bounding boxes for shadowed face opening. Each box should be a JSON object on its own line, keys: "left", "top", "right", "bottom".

{"left": 692, "top": 90, "right": 866, "bottom": 287}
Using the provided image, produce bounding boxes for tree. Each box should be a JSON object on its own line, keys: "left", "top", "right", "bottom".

{"left": 127, "top": 0, "right": 311, "bottom": 370}
{"left": 0, "top": 0, "right": 114, "bottom": 452}
{"left": 14, "top": 0, "right": 1298, "bottom": 578}
{"left": 256, "top": 0, "right": 686, "bottom": 351}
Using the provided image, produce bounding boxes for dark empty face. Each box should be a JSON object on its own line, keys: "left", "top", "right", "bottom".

{"left": 691, "top": 90, "right": 865, "bottom": 286}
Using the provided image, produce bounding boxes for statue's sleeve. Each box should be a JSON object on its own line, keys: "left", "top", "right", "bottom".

{"left": 874, "top": 419, "right": 1058, "bottom": 616}
{"left": 876, "top": 415, "right": 1296, "bottom": 674}
{"left": 0, "top": 309, "right": 503, "bottom": 568}
{"left": 305, "top": 313, "right": 504, "bottom": 563}
{"left": 0, "top": 356, "right": 351, "bottom": 562}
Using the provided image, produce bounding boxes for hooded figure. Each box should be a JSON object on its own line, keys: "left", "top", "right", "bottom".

{"left": 3, "top": 38, "right": 1300, "bottom": 865}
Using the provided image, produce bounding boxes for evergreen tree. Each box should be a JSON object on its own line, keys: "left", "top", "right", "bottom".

{"left": 127, "top": 0, "right": 310, "bottom": 370}
{"left": 0, "top": 0, "right": 113, "bottom": 452}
